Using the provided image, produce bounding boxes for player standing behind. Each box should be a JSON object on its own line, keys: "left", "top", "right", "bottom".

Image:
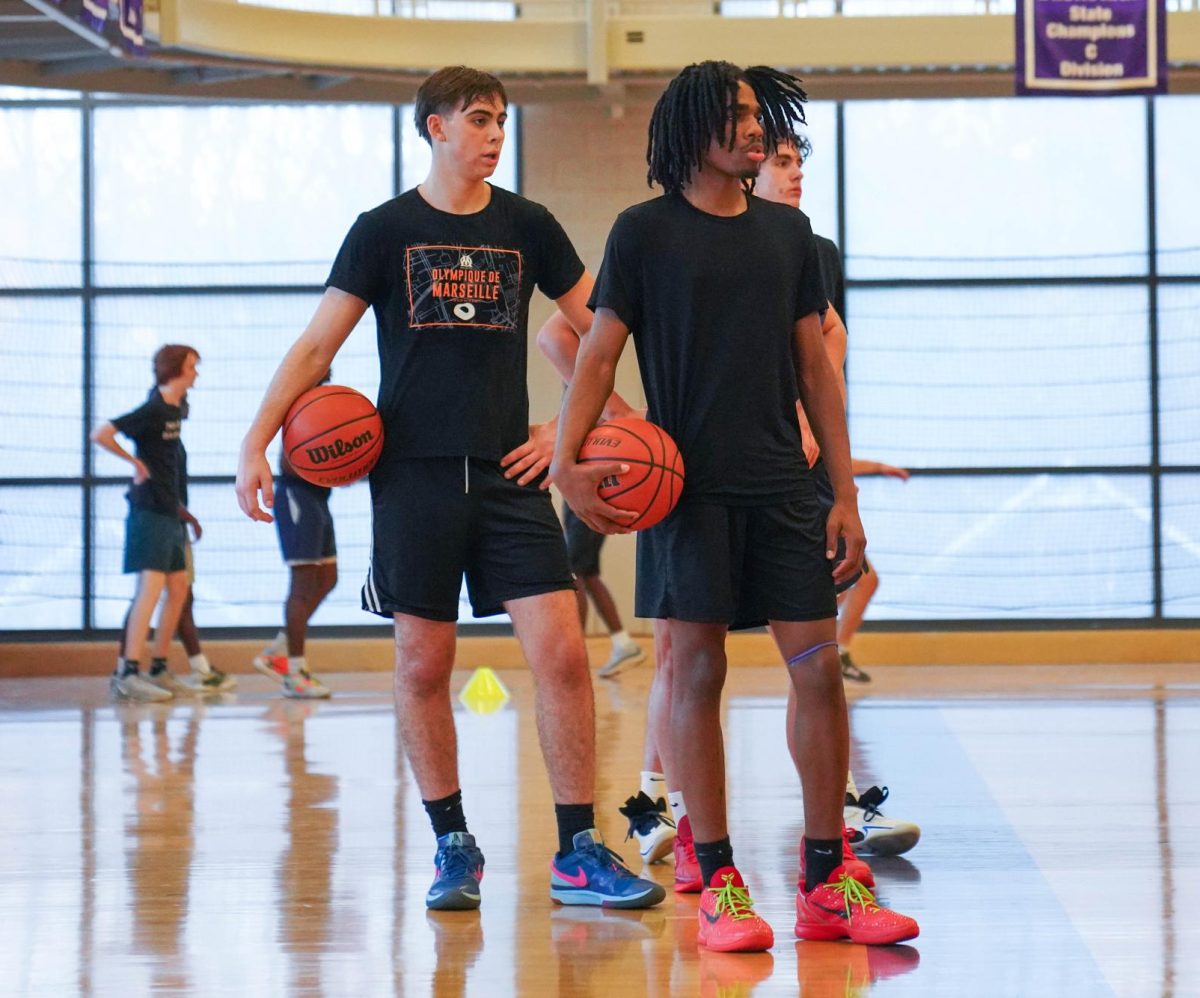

{"left": 236, "top": 66, "right": 663, "bottom": 913}
{"left": 252, "top": 372, "right": 337, "bottom": 700}
{"left": 756, "top": 133, "right": 920, "bottom": 856}
{"left": 552, "top": 62, "right": 918, "bottom": 951}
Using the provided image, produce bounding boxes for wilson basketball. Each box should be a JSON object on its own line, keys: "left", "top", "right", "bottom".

{"left": 282, "top": 385, "right": 383, "bottom": 487}
{"left": 577, "top": 417, "right": 684, "bottom": 530}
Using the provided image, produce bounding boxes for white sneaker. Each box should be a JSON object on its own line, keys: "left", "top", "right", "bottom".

{"left": 598, "top": 642, "right": 646, "bottom": 679}
{"left": 618, "top": 791, "right": 677, "bottom": 864}
{"left": 110, "top": 671, "right": 172, "bottom": 702}
{"left": 282, "top": 670, "right": 331, "bottom": 700}
{"left": 844, "top": 786, "right": 920, "bottom": 856}
{"left": 148, "top": 670, "right": 206, "bottom": 697}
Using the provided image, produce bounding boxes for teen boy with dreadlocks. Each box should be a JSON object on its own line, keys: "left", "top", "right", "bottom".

{"left": 552, "top": 61, "right": 919, "bottom": 951}
{"left": 237, "top": 66, "right": 663, "bottom": 914}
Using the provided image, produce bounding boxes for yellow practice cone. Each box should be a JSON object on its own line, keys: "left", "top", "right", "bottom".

{"left": 458, "top": 666, "right": 510, "bottom": 715}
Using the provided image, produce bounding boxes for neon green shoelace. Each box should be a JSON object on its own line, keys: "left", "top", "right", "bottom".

{"left": 828, "top": 873, "right": 880, "bottom": 917}
{"left": 712, "top": 873, "right": 757, "bottom": 921}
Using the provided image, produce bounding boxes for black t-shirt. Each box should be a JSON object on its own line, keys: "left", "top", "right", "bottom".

{"left": 810, "top": 234, "right": 846, "bottom": 475}
{"left": 589, "top": 193, "right": 827, "bottom": 505}
{"left": 112, "top": 390, "right": 184, "bottom": 515}
{"left": 814, "top": 234, "right": 845, "bottom": 319}
{"left": 326, "top": 185, "right": 585, "bottom": 464}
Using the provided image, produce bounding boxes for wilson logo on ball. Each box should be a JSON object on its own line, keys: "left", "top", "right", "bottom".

{"left": 305, "top": 429, "right": 375, "bottom": 465}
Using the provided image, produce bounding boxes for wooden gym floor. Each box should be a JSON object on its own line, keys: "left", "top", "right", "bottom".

{"left": 1, "top": 660, "right": 1197, "bottom": 996}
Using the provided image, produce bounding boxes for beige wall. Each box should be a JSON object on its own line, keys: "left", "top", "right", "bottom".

{"left": 521, "top": 101, "right": 656, "bottom": 634}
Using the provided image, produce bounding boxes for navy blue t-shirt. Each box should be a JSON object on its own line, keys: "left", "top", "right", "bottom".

{"left": 326, "top": 185, "right": 585, "bottom": 465}
{"left": 112, "top": 390, "right": 184, "bottom": 515}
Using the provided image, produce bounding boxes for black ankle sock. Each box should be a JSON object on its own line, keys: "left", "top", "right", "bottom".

{"left": 149, "top": 658, "right": 168, "bottom": 676}
{"left": 695, "top": 837, "right": 734, "bottom": 887}
{"left": 804, "top": 837, "right": 842, "bottom": 891}
{"left": 120, "top": 659, "right": 139, "bottom": 677}
{"left": 422, "top": 790, "right": 468, "bottom": 839}
{"left": 554, "top": 803, "right": 595, "bottom": 857}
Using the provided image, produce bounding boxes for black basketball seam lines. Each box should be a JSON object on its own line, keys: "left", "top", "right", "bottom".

{"left": 289, "top": 413, "right": 381, "bottom": 456}
{"left": 283, "top": 389, "right": 369, "bottom": 434}
{"left": 577, "top": 456, "right": 685, "bottom": 480}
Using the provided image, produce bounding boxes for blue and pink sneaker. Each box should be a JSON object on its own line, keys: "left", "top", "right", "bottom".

{"left": 426, "top": 831, "right": 485, "bottom": 911}
{"left": 549, "top": 829, "right": 666, "bottom": 909}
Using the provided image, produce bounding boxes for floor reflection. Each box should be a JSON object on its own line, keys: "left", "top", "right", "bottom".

{"left": 0, "top": 665, "right": 1195, "bottom": 996}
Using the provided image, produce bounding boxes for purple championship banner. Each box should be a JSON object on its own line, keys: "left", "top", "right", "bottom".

{"left": 1016, "top": 0, "right": 1167, "bottom": 95}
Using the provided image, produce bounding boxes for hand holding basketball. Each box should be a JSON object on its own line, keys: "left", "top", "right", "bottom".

{"left": 554, "top": 457, "right": 638, "bottom": 535}
{"left": 577, "top": 418, "right": 684, "bottom": 531}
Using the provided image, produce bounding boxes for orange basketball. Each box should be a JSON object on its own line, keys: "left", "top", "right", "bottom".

{"left": 282, "top": 385, "right": 383, "bottom": 487}
{"left": 577, "top": 417, "right": 684, "bottom": 530}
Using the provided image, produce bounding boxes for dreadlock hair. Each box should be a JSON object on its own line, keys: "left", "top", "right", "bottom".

{"left": 646, "top": 61, "right": 809, "bottom": 194}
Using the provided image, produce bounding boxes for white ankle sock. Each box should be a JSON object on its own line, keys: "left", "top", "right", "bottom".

{"left": 612, "top": 629, "right": 634, "bottom": 651}
{"left": 668, "top": 790, "right": 687, "bottom": 824}
{"left": 188, "top": 653, "right": 211, "bottom": 675}
{"left": 287, "top": 656, "right": 306, "bottom": 676}
{"left": 266, "top": 630, "right": 287, "bottom": 655}
{"left": 640, "top": 770, "right": 667, "bottom": 803}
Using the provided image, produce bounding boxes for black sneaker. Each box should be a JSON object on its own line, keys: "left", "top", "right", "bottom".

{"left": 618, "top": 791, "right": 676, "bottom": 864}
{"left": 840, "top": 650, "right": 871, "bottom": 683}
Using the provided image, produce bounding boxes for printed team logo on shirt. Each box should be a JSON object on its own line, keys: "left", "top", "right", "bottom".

{"left": 405, "top": 244, "right": 523, "bottom": 331}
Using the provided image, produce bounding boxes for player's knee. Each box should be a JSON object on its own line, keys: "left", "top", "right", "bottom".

{"left": 532, "top": 639, "right": 589, "bottom": 687}
{"left": 788, "top": 645, "right": 841, "bottom": 693}
{"left": 673, "top": 646, "right": 726, "bottom": 701}
{"left": 394, "top": 651, "right": 454, "bottom": 698}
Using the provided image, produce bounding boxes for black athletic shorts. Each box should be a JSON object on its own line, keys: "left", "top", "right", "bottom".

{"left": 563, "top": 504, "right": 605, "bottom": 578}
{"left": 811, "top": 459, "right": 868, "bottom": 592}
{"left": 362, "top": 456, "right": 574, "bottom": 622}
{"left": 635, "top": 488, "right": 838, "bottom": 630}
{"left": 123, "top": 507, "right": 187, "bottom": 574}
{"left": 275, "top": 476, "right": 337, "bottom": 565}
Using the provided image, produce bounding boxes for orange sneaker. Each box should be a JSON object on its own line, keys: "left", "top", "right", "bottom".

{"left": 697, "top": 867, "right": 774, "bottom": 952}
{"left": 795, "top": 867, "right": 919, "bottom": 945}
{"left": 799, "top": 832, "right": 874, "bottom": 890}
{"left": 673, "top": 816, "right": 702, "bottom": 894}
{"left": 252, "top": 653, "right": 288, "bottom": 683}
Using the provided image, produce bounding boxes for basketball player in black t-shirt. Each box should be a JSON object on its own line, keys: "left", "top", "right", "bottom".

{"left": 236, "top": 66, "right": 662, "bottom": 914}
{"left": 552, "top": 62, "right": 918, "bottom": 951}
{"left": 92, "top": 345, "right": 212, "bottom": 701}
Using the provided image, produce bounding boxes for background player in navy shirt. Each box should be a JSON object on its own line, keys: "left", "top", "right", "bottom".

{"left": 236, "top": 66, "right": 662, "bottom": 914}
{"left": 92, "top": 345, "right": 208, "bottom": 701}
